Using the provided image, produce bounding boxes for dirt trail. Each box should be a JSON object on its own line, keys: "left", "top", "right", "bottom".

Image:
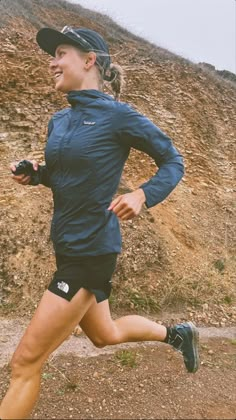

{"left": 1, "top": 317, "right": 236, "bottom": 419}
{"left": 1, "top": 317, "right": 235, "bottom": 368}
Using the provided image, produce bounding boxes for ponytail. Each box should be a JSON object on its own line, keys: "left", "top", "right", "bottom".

{"left": 103, "top": 63, "right": 124, "bottom": 101}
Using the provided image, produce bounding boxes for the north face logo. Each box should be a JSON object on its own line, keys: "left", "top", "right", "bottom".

{"left": 57, "top": 281, "right": 69, "bottom": 293}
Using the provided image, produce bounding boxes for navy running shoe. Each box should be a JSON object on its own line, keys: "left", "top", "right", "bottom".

{"left": 168, "top": 321, "right": 200, "bottom": 373}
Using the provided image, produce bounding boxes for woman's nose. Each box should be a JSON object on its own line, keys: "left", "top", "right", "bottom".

{"left": 49, "top": 58, "right": 58, "bottom": 71}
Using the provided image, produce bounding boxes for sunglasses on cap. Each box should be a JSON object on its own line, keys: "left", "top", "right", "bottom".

{"left": 61, "top": 26, "right": 111, "bottom": 59}
{"left": 61, "top": 26, "right": 93, "bottom": 51}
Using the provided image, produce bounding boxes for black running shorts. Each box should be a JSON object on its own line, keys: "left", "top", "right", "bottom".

{"left": 48, "top": 253, "right": 118, "bottom": 303}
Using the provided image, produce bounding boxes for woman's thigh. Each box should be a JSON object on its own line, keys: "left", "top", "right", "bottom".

{"left": 13, "top": 288, "right": 95, "bottom": 367}
{"left": 79, "top": 299, "right": 118, "bottom": 346}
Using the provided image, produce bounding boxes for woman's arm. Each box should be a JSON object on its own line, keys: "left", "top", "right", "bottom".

{"left": 35, "top": 164, "right": 51, "bottom": 187}
{"left": 11, "top": 117, "right": 54, "bottom": 188}
{"left": 115, "top": 103, "right": 184, "bottom": 209}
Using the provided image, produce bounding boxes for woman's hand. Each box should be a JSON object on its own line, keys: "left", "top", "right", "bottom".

{"left": 10, "top": 160, "right": 39, "bottom": 185}
{"left": 108, "top": 188, "right": 146, "bottom": 221}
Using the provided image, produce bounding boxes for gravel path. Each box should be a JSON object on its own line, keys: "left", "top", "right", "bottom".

{"left": 1, "top": 318, "right": 235, "bottom": 368}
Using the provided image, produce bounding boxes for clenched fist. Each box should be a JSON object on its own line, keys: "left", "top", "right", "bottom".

{"left": 108, "top": 188, "right": 146, "bottom": 221}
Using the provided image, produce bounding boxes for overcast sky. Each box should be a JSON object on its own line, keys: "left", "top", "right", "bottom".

{"left": 69, "top": 0, "right": 236, "bottom": 73}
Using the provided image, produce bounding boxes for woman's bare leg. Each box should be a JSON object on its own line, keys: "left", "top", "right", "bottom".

{"left": 80, "top": 299, "right": 199, "bottom": 374}
{"left": 0, "top": 288, "right": 95, "bottom": 420}
{"left": 79, "top": 299, "right": 167, "bottom": 347}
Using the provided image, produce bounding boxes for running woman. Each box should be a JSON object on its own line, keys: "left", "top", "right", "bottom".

{"left": 0, "top": 25, "right": 199, "bottom": 420}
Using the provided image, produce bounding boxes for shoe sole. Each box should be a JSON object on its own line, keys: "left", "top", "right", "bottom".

{"left": 186, "top": 321, "right": 200, "bottom": 373}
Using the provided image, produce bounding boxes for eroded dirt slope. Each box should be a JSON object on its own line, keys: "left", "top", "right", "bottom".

{"left": 0, "top": 0, "right": 235, "bottom": 323}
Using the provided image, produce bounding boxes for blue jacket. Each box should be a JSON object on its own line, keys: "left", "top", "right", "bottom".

{"left": 38, "top": 90, "right": 184, "bottom": 256}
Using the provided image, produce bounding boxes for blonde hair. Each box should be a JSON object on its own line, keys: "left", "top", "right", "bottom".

{"left": 103, "top": 63, "right": 124, "bottom": 101}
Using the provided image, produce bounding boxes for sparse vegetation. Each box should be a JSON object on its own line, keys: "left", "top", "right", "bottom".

{"left": 214, "top": 259, "right": 225, "bottom": 273}
{"left": 115, "top": 350, "right": 138, "bottom": 368}
{"left": 127, "top": 289, "right": 160, "bottom": 312}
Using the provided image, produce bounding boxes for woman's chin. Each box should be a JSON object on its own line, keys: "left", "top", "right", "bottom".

{"left": 55, "top": 82, "right": 69, "bottom": 93}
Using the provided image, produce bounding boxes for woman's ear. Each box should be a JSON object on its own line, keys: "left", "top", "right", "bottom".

{"left": 85, "top": 52, "right": 97, "bottom": 69}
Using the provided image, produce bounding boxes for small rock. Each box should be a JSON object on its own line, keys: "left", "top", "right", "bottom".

{"left": 73, "top": 326, "right": 82, "bottom": 336}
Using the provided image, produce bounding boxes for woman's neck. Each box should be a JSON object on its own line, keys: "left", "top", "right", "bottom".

{"left": 79, "top": 71, "right": 101, "bottom": 91}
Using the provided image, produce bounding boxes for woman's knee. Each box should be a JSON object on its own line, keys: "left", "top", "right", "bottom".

{"left": 90, "top": 328, "right": 122, "bottom": 348}
{"left": 10, "top": 346, "right": 43, "bottom": 378}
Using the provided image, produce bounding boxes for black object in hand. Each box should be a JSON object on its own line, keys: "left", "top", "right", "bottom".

{"left": 12, "top": 160, "right": 40, "bottom": 185}
{"left": 13, "top": 160, "right": 34, "bottom": 176}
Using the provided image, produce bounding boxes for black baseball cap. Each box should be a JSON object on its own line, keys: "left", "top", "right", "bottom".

{"left": 36, "top": 26, "right": 111, "bottom": 70}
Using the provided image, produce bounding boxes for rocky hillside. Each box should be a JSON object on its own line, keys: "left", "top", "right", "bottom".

{"left": 198, "top": 62, "right": 236, "bottom": 84}
{"left": 0, "top": 0, "right": 235, "bottom": 325}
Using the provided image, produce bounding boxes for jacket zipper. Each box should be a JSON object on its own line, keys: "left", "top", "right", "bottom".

{"left": 53, "top": 109, "right": 82, "bottom": 243}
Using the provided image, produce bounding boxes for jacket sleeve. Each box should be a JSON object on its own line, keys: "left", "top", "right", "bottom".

{"left": 115, "top": 103, "right": 184, "bottom": 208}
{"left": 37, "top": 164, "right": 51, "bottom": 188}
{"left": 29, "top": 119, "right": 53, "bottom": 188}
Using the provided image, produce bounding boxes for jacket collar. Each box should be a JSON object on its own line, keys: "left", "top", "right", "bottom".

{"left": 67, "top": 89, "right": 114, "bottom": 107}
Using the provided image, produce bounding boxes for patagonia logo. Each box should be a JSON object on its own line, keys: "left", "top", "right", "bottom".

{"left": 83, "top": 121, "right": 96, "bottom": 125}
{"left": 57, "top": 281, "right": 69, "bottom": 294}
